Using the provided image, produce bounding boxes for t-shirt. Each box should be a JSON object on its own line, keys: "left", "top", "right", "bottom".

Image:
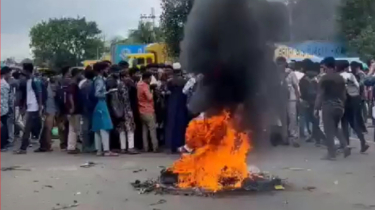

{"left": 315, "top": 73, "right": 346, "bottom": 110}
{"left": 26, "top": 79, "right": 39, "bottom": 112}
{"left": 137, "top": 81, "right": 154, "bottom": 114}
{"left": 340, "top": 72, "right": 360, "bottom": 97}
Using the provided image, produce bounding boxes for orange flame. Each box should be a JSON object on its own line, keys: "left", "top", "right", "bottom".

{"left": 169, "top": 111, "right": 252, "bottom": 192}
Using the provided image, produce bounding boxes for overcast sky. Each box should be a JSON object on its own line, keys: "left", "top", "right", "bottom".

{"left": 0, "top": 0, "right": 161, "bottom": 61}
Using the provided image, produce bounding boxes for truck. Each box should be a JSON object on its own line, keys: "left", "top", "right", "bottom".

{"left": 82, "top": 43, "right": 170, "bottom": 68}
{"left": 111, "top": 43, "right": 169, "bottom": 68}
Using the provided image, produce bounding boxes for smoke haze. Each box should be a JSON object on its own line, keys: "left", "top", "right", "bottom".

{"left": 181, "top": 0, "right": 285, "bottom": 135}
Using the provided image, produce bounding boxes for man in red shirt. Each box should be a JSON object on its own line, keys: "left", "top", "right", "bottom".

{"left": 137, "top": 71, "right": 158, "bottom": 152}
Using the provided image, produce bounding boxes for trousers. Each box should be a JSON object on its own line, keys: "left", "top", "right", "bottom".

{"left": 1, "top": 115, "right": 9, "bottom": 149}
{"left": 95, "top": 130, "right": 110, "bottom": 152}
{"left": 341, "top": 95, "right": 367, "bottom": 147}
{"left": 322, "top": 105, "right": 347, "bottom": 157}
{"left": 20, "top": 111, "right": 42, "bottom": 151}
{"left": 82, "top": 114, "right": 95, "bottom": 153}
{"left": 306, "top": 105, "right": 326, "bottom": 143}
{"left": 281, "top": 101, "right": 299, "bottom": 143}
{"left": 67, "top": 114, "right": 81, "bottom": 151}
{"left": 39, "top": 113, "right": 55, "bottom": 150}
{"left": 140, "top": 113, "right": 158, "bottom": 151}
{"left": 119, "top": 131, "right": 135, "bottom": 150}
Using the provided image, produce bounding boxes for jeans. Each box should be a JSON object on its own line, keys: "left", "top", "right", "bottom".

{"left": 306, "top": 105, "right": 326, "bottom": 144}
{"left": 20, "top": 111, "right": 42, "bottom": 151}
{"left": 341, "top": 95, "right": 367, "bottom": 148}
{"left": 299, "top": 103, "right": 311, "bottom": 137}
{"left": 322, "top": 105, "right": 347, "bottom": 157}
{"left": 82, "top": 114, "right": 95, "bottom": 152}
{"left": 7, "top": 109, "right": 14, "bottom": 144}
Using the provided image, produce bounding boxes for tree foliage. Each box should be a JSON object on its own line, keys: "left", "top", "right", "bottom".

{"left": 160, "top": 0, "right": 193, "bottom": 58}
{"left": 109, "top": 21, "right": 162, "bottom": 48}
{"left": 29, "top": 17, "right": 104, "bottom": 69}
{"left": 128, "top": 21, "right": 163, "bottom": 44}
{"left": 339, "top": 0, "right": 375, "bottom": 60}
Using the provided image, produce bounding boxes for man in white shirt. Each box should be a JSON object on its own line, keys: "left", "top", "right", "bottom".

{"left": 14, "top": 63, "right": 43, "bottom": 154}
{"left": 277, "top": 57, "right": 301, "bottom": 147}
{"left": 337, "top": 61, "right": 369, "bottom": 153}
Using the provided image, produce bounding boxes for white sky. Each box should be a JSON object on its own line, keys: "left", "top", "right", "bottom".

{"left": 0, "top": 0, "right": 161, "bottom": 61}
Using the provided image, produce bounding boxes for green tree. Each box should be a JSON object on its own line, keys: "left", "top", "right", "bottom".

{"left": 339, "top": 0, "right": 375, "bottom": 60}
{"left": 160, "top": 0, "right": 194, "bottom": 58}
{"left": 29, "top": 17, "right": 105, "bottom": 69}
{"left": 128, "top": 21, "right": 162, "bottom": 44}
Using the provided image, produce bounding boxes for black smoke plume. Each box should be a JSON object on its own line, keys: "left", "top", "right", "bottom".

{"left": 181, "top": 0, "right": 285, "bottom": 136}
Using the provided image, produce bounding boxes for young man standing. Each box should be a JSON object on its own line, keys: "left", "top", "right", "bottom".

{"left": 1, "top": 67, "right": 13, "bottom": 151}
{"left": 338, "top": 61, "right": 369, "bottom": 152}
{"left": 314, "top": 57, "right": 351, "bottom": 160}
{"left": 14, "top": 63, "right": 43, "bottom": 154}
{"left": 137, "top": 71, "right": 158, "bottom": 152}
{"left": 299, "top": 59, "right": 325, "bottom": 146}
{"left": 67, "top": 68, "right": 83, "bottom": 154}
{"left": 79, "top": 70, "right": 96, "bottom": 153}
{"left": 276, "top": 57, "right": 301, "bottom": 148}
{"left": 35, "top": 76, "right": 58, "bottom": 153}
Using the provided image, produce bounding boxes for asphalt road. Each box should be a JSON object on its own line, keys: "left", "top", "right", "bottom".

{"left": 1, "top": 137, "right": 375, "bottom": 210}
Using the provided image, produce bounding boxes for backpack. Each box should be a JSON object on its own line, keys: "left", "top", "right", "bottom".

{"left": 306, "top": 77, "right": 318, "bottom": 99}
{"left": 31, "top": 78, "right": 48, "bottom": 107}
{"left": 55, "top": 80, "right": 71, "bottom": 114}
{"left": 79, "top": 80, "right": 95, "bottom": 114}
{"left": 108, "top": 89, "right": 124, "bottom": 119}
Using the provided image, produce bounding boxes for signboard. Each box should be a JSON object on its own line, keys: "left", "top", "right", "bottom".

{"left": 275, "top": 41, "right": 347, "bottom": 60}
{"left": 275, "top": 45, "right": 316, "bottom": 60}
{"left": 112, "top": 44, "right": 147, "bottom": 64}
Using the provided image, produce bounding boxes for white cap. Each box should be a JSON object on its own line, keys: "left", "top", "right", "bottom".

{"left": 173, "top": 62, "right": 181, "bottom": 70}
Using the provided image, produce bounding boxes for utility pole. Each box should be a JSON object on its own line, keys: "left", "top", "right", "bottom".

{"left": 283, "top": 0, "right": 296, "bottom": 42}
{"left": 140, "top": 7, "right": 156, "bottom": 28}
{"left": 140, "top": 8, "right": 157, "bottom": 42}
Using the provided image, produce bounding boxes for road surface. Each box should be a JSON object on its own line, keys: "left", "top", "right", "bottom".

{"left": 1, "top": 137, "right": 375, "bottom": 210}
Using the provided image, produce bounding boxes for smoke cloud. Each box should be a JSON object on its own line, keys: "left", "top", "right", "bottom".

{"left": 181, "top": 0, "right": 285, "bottom": 135}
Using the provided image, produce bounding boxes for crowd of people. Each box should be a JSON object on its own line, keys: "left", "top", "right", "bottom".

{"left": 0, "top": 61, "right": 200, "bottom": 156}
{"left": 0, "top": 56, "right": 374, "bottom": 160}
{"left": 274, "top": 56, "right": 374, "bottom": 160}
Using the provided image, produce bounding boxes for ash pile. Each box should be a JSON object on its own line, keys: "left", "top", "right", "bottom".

{"left": 131, "top": 169, "right": 284, "bottom": 197}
